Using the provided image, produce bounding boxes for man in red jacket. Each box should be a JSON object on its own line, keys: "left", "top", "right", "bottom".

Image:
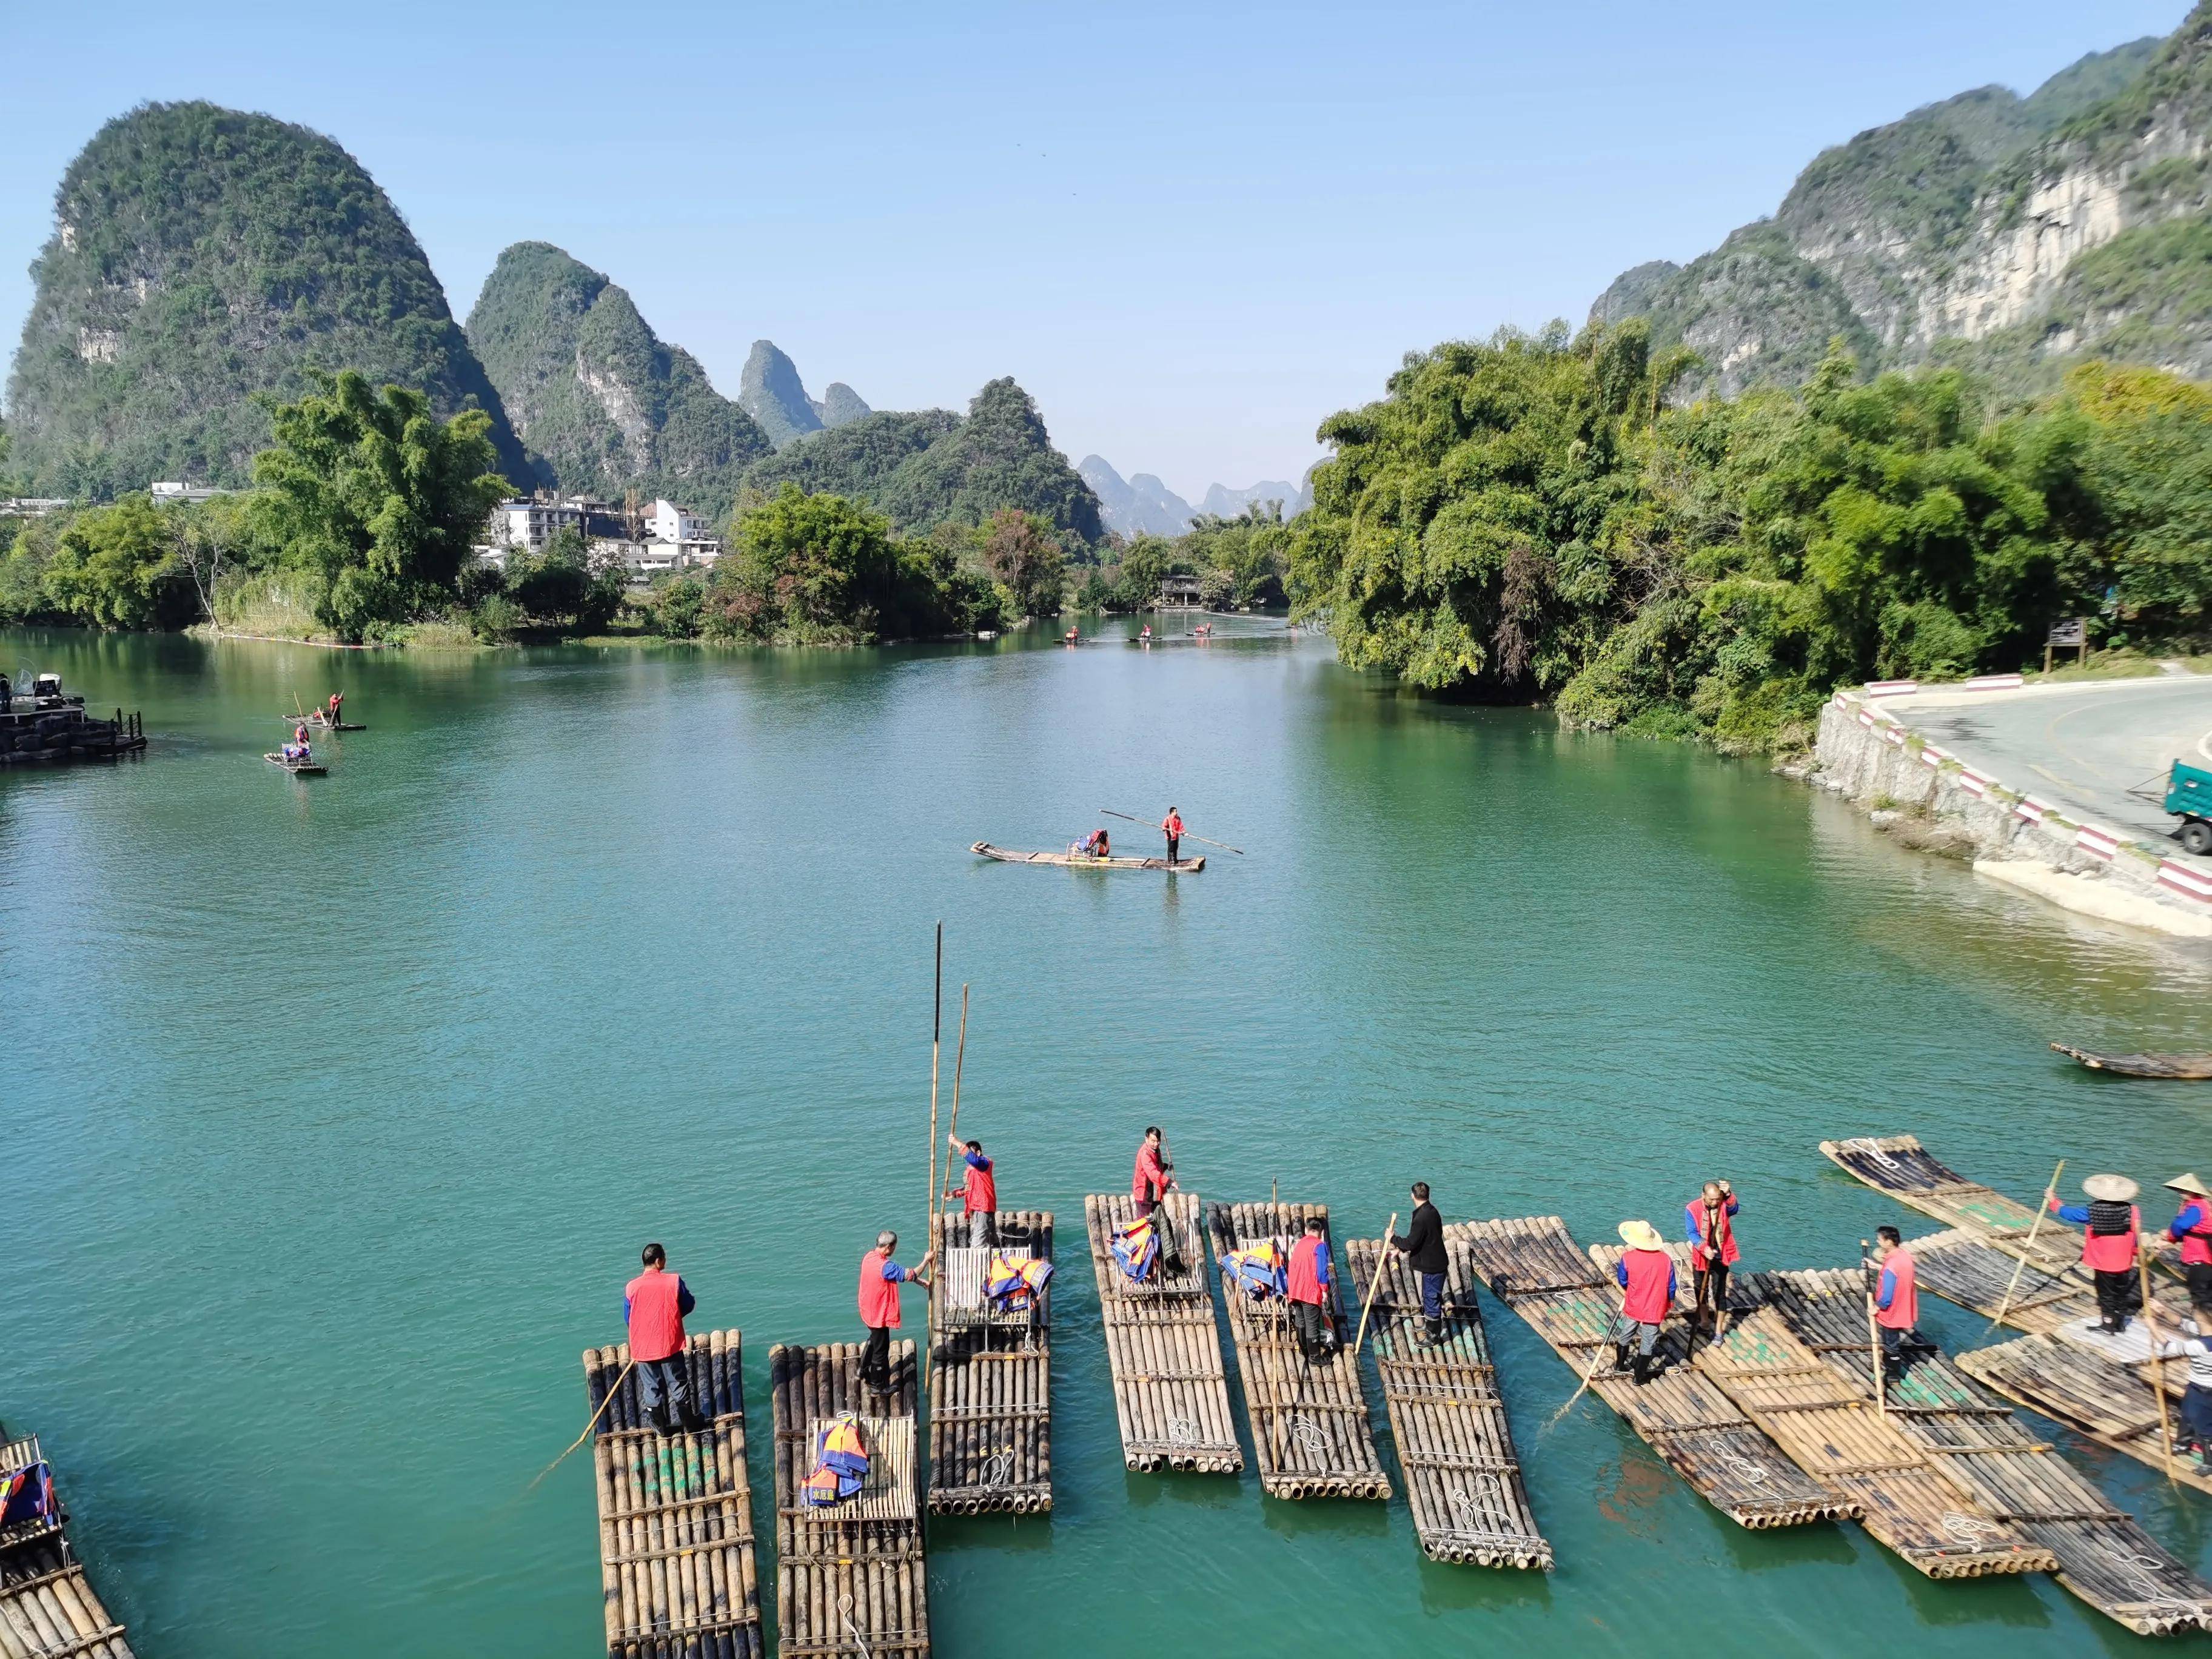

{"left": 625, "top": 1242, "right": 704, "bottom": 1435}
{"left": 858, "top": 1230, "right": 934, "bottom": 1395}
{"left": 1286, "top": 1216, "right": 1338, "bottom": 1362}
{"left": 1610, "top": 1220, "right": 1675, "bottom": 1387}
{"left": 947, "top": 1132, "right": 997, "bottom": 1248}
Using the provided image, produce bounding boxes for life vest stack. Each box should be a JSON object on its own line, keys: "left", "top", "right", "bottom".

{"left": 1202, "top": 1201, "right": 1389, "bottom": 1501}
{"left": 580, "top": 1330, "right": 762, "bottom": 1659}
{"left": 1082, "top": 1191, "right": 1242, "bottom": 1473}
{"left": 927, "top": 1209, "right": 1056, "bottom": 1515}
{"left": 0, "top": 1424, "right": 134, "bottom": 1659}
{"left": 769, "top": 1342, "right": 925, "bottom": 1659}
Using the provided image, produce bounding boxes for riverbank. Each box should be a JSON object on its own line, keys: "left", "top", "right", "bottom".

{"left": 1801, "top": 686, "right": 2212, "bottom": 937}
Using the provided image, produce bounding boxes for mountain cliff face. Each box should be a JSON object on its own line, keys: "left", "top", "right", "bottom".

{"left": 738, "top": 341, "right": 826, "bottom": 447}
{"left": 465, "top": 242, "right": 770, "bottom": 515}
{"left": 1590, "top": 21, "right": 2210, "bottom": 397}
{"left": 1079, "top": 456, "right": 1195, "bottom": 537}
{"left": 815, "top": 382, "right": 871, "bottom": 429}
{"left": 6, "top": 101, "right": 528, "bottom": 498}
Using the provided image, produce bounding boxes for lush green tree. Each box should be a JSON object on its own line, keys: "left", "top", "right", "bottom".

{"left": 507, "top": 528, "right": 623, "bottom": 633}
{"left": 39, "top": 497, "right": 198, "bottom": 629}
{"left": 977, "top": 509, "right": 1065, "bottom": 618}
{"left": 251, "top": 370, "right": 510, "bottom": 640}
{"left": 1178, "top": 503, "right": 1292, "bottom": 607}
{"left": 1108, "top": 534, "right": 1181, "bottom": 611}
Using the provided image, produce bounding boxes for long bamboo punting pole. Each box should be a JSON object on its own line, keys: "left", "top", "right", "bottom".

{"left": 942, "top": 985, "right": 970, "bottom": 1218}
{"left": 925, "top": 924, "right": 943, "bottom": 1373}
{"left": 529, "top": 1356, "right": 633, "bottom": 1491}
{"left": 1351, "top": 1213, "right": 1397, "bottom": 1357}
{"left": 1863, "top": 1240, "right": 1886, "bottom": 1415}
{"left": 1987, "top": 1158, "right": 2065, "bottom": 1336}
{"left": 1098, "top": 807, "right": 1245, "bottom": 854}
{"left": 2139, "top": 1241, "right": 2180, "bottom": 1487}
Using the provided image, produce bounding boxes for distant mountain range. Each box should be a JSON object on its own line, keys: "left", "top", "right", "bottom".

{"left": 1078, "top": 455, "right": 1313, "bottom": 539}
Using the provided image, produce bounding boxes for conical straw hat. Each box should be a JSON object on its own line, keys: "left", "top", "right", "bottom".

{"left": 2083, "top": 1173, "right": 2139, "bottom": 1203}
{"left": 1617, "top": 1219, "right": 1666, "bottom": 1252}
{"left": 2167, "top": 1172, "right": 2211, "bottom": 1199}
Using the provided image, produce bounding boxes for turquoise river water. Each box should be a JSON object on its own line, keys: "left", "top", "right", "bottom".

{"left": 5, "top": 620, "right": 2212, "bottom": 1658}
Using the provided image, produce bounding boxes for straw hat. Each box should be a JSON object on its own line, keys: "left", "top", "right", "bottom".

{"left": 2082, "top": 1174, "right": 2140, "bottom": 1203}
{"left": 2167, "top": 1173, "right": 2211, "bottom": 1199}
{"left": 1617, "top": 1219, "right": 1666, "bottom": 1251}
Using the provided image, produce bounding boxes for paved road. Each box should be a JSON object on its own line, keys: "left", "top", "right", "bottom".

{"left": 1882, "top": 675, "right": 2212, "bottom": 850}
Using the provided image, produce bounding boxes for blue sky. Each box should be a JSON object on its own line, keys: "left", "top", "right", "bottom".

{"left": 0, "top": 1, "right": 2188, "bottom": 500}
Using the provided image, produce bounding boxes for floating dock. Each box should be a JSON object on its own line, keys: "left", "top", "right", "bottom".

{"left": 1345, "top": 1236, "right": 1550, "bottom": 1567}
{"left": 926, "top": 1210, "right": 1053, "bottom": 1515}
{"left": 0, "top": 1427, "right": 133, "bottom": 1659}
{"left": 1959, "top": 1330, "right": 2212, "bottom": 1501}
{"left": 1584, "top": 1245, "right": 2051, "bottom": 1580}
{"left": 1757, "top": 1269, "right": 2212, "bottom": 1636}
{"left": 1450, "top": 1218, "right": 1847, "bottom": 1529}
{"left": 1202, "top": 1201, "right": 1389, "bottom": 1500}
{"left": 1082, "top": 1193, "right": 1241, "bottom": 1472}
{"left": 0, "top": 702, "right": 144, "bottom": 767}
{"left": 769, "top": 1341, "right": 927, "bottom": 1659}
{"left": 581, "top": 1332, "right": 762, "bottom": 1659}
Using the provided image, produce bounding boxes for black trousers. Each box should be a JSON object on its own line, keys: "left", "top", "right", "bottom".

{"left": 2094, "top": 1267, "right": 2143, "bottom": 1329}
{"left": 1695, "top": 1262, "right": 1731, "bottom": 1321}
{"left": 2186, "top": 1261, "right": 2212, "bottom": 1317}
{"left": 636, "top": 1355, "right": 699, "bottom": 1433}
{"left": 1166, "top": 836, "right": 1180, "bottom": 864}
{"left": 1879, "top": 1324, "right": 1921, "bottom": 1366}
{"left": 1289, "top": 1299, "right": 1333, "bottom": 1360}
{"left": 861, "top": 1324, "right": 893, "bottom": 1390}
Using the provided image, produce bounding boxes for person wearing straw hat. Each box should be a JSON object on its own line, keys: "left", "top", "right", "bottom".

{"left": 2167, "top": 1173, "right": 2212, "bottom": 1316}
{"left": 1610, "top": 1221, "right": 1675, "bottom": 1387}
{"left": 2045, "top": 1174, "right": 2144, "bottom": 1334}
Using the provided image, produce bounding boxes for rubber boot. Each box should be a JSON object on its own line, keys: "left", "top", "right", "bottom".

{"left": 1633, "top": 1353, "right": 1657, "bottom": 1387}
{"left": 1424, "top": 1317, "right": 1445, "bottom": 1346}
{"left": 1612, "top": 1342, "right": 1632, "bottom": 1375}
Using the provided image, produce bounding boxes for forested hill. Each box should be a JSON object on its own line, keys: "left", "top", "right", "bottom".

{"left": 4, "top": 101, "right": 529, "bottom": 498}
{"left": 743, "top": 378, "right": 1104, "bottom": 540}
{"left": 465, "top": 242, "right": 772, "bottom": 518}
{"left": 1589, "top": 16, "right": 2209, "bottom": 398}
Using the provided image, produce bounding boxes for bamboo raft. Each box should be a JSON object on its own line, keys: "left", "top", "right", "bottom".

{"left": 1755, "top": 1269, "right": 2212, "bottom": 1635}
{"left": 926, "top": 1210, "right": 1053, "bottom": 1515}
{"left": 1202, "top": 1202, "right": 1389, "bottom": 1500}
{"left": 1819, "top": 1134, "right": 2179, "bottom": 1273}
{"left": 0, "top": 1429, "right": 133, "bottom": 1659}
{"left": 1450, "top": 1218, "right": 1848, "bottom": 1529}
{"left": 770, "top": 1342, "right": 927, "bottom": 1659}
{"left": 581, "top": 1332, "right": 762, "bottom": 1659}
{"left": 1345, "top": 1236, "right": 1550, "bottom": 1567}
{"left": 263, "top": 752, "right": 327, "bottom": 776}
{"left": 1578, "top": 1247, "right": 2053, "bottom": 1580}
{"left": 1959, "top": 1331, "right": 2212, "bottom": 1501}
{"left": 970, "top": 842, "right": 1204, "bottom": 873}
{"left": 1082, "top": 1193, "right": 1242, "bottom": 1472}
{"left": 2052, "top": 1044, "right": 2212, "bottom": 1081}
{"left": 1902, "top": 1228, "right": 2191, "bottom": 1334}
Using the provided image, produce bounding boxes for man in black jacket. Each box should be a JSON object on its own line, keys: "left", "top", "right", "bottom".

{"left": 1389, "top": 1182, "right": 1449, "bottom": 1345}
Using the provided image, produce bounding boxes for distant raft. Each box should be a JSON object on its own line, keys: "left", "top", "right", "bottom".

{"left": 263, "top": 752, "right": 327, "bottom": 776}
{"left": 971, "top": 842, "right": 1203, "bottom": 872}
{"left": 2052, "top": 1043, "right": 2212, "bottom": 1080}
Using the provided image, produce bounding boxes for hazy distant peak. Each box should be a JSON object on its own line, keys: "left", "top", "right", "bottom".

{"left": 739, "top": 340, "right": 824, "bottom": 449}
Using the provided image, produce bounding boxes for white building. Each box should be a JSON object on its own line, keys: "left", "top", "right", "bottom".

{"left": 149, "top": 481, "right": 228, "bottom": 505}
{"left": 485, "top": 498, "right": 584, "bottom": 553}
{"left": 646, "top": 499, "right": 705, "bottom": 545}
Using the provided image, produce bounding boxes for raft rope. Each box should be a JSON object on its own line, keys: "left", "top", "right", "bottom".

{"left": 1287, "top": 1413, "right": 1330, "bottom": 1457}
{"left": 1939, "top": 1511, "right": 2000, "bottom": 1547}
{"left": 1168, "top": 1416, "right": 1201, "bottom": 1446}
{"left": 981, "top": 1447, "right": 1015, "bottom": 1489}
{"left": 1718, "top": 1452, "right": 1771, "bottom": 1486}
{"left": 2113, "top": 1551, "right": 2210, "bottom": 1624}
{"left": 1842, "top": 1137, "right": 1905, "bottom": 1174}
{"left": 838, "top": 1595, "right": 873, "bottom": 1659}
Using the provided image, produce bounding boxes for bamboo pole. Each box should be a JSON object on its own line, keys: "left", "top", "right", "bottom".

{"left": 1863, "top": 1239, "right": 1886, "bottom": 1416}
{"left": 530, "top": 1357, "right": 634, "bottom": 1491}
{"left": 925, "top": 923, "right": 942, "bottom": 1390}
{"left": 1351, "top": 1213, "right": 1398, "bottom": 1357}
{"left": 2139, "top": 1241, "right": 2180, "bottom": 1487}
{"left": 1987, "top": 1158, "right": 2066, "bottom": 1335}
{"left": 1098, "top": 807, "right": 1245, "bottom": 854}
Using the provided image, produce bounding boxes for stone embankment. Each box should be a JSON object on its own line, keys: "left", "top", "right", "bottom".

{"left": 1801, "top": 685, "right": 2212, "bottom": 938}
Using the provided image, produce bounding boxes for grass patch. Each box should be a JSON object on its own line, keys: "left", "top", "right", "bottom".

{"left": 2031, "top": 648, "right": 2165, "bottom": 683}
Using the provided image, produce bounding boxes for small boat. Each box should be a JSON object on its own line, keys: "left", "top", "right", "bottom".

{"left": 971, "top": 841, "right": 1202, "bottom": 872}
{"left": 280, "top": 715, "right": 366, "bottom": 731}
{"left": 264, "top": 752, "right": 327, "bottom": 776}
{"left": 2052, "top": 1042, "right": 2212, "bottom": 1080}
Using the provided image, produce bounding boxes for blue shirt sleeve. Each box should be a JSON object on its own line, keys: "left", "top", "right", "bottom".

{"left": 1615, "top": 1260, "right": 1629, "bottom": 1288}
{"left": 1877, "top": 1266, "right": 1897, "bottom": 1310}
{"left": 1684, "top": 1205, "right": 1700, "bottom": 1243}
{"left": 883, "top": 1260, "right": 910, "bottom": 1282}
{"left": 1724, "top": 1197, "right": 1739, "bottom": 1217}
{"left": 623, "top": 1292, "right": 632, "bottom": 1323}
{"left": 2172, "top": 1202, "right": 2205, "bottom": 1242}
{"left": 677, "top": 1278, "right": 696, "bottom": 1318}
{"left": 1316, "top": 1250, "right": 1333, "bottom": 1292}
{"left": 966, "top": 1151, "right": 991, "bottom": 1171}
{"left": 2053, "top": 1202, "right": 2090, "bottom": 1224}
{"left": 1666, "top": 1265, "right": 1677, "bottom": 1301}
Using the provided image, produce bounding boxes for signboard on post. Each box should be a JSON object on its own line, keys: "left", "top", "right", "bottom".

{"left": 2044, "top": 617, "right": 2088, "bottom": 673}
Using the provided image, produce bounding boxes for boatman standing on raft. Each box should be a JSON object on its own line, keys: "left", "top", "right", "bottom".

{"left": 1870, "top": 1226, "right": 1926, "bottom": 1382}
{"left": 1287, "top": 1215, "right": 1338, "bottom": 1362}
{"left": 1389, "top": 1182, "right": 1448, "bottom": 1346}
{"left": 1133, "top": 1127, "right": 1184, "bottom": 1272}
{"left": 857, "top": 1230, "right": 933, "bottom": 1395}
{"left": 2168, "top": 1173, "right": 2212, "bottom": 1316}
{"left": 1162, "top": 806, "right": 1184, "bottom": 866}
{"left": 1611, "top": 1221, "right": 1674, "bottom": 1386}
{"left": 1686, "top": 1179, "right": 1738, "bottom": 1334}
{"left": 2046, "top": 1173, "right": 2144, "bottom": 1333}
{"left": 947, "top": 1131, "right": 997, "bottom": 1248}
{"left": 625, "top": 1242, "right": 706, "bottom": 1435}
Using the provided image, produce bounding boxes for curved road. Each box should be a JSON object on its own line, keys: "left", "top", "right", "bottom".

{"left": 1883, "top": 675, "right": 2212, "bottom": 851}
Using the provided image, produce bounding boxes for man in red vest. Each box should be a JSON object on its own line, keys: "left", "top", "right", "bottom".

{"left": 2047, "top": 1173, "right": 2143, "bottom": 1333}
{"left": 1162, "top": 807, "right": 1185, "bottom": 866}
{"left": 1684, "top": 1179, "right": 1738, "bottom": 1335}
{"left": 1871, "top": 1226, "right": 1924, "bottom": 1382}
{"left": 624, "top": 1242, "right": 703, "bottom": 1435}
{"left": 2167, "top": 1173, "right": 2212, "bottom": 1316}
{"left": 1132, "top": 1128, "right": 1185, "bottom": 1273}
{"left": 857, "top": 1230, "right": 933, "bottom": 1395}
{"left": 1610, "top": 1220, "right": 1675, "bottom": 1386}
{"left": 1286, "top": 1216, "right": 1338, "bottom": 1362}
{"left": 947, "top": 1132, "right": 997, "bottom": 1249}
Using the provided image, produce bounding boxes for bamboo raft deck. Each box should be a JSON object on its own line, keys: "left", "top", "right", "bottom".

{"left": 1082, "top": 1192, "right": 1242, "bottom": 1472}
{"left": 1450, "top": 1218, "right": 1848, "bottom": 1529}
{"left": 1202, "top": 1201, "right": 1389, "bottom": 1500}
{"left": 1345, "top": 1236, "right": 1550, "bottom": 1567}
{"left": 1755, "top": 1269, "right": 2212, "bottom": 1635}
{"left": 1820, "top": 1134, "right": 2180, "bottom": 1273}
{"left": 970, "top": 842, "right": 1204, "bottom": 873}
{"left": 1578, "top": 1247, "right": 2053, "bottom": 1580}
{"left": 0, "top": 1430, "right": 133, "bottom": 1659}
{"left": 1903, "top": 1228, "right": 2191, "bottom": 1335}
{"left": 582, "top": 1332, "right": 762, "bottom": 1659}
{"left": 926, "top": 1210, "right": 1052, "bottom": 1515}
{"left": 2053, "top": 1043, "right": 2212, "bottom": 1081}
{"left": 1959, "top": 1331, "right": 2212, "bottom": 1501}
{"left": 769, "top": 1342, "right": 927, "bottom": 1659}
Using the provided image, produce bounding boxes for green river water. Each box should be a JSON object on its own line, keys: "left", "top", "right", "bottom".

{"left": 6, "top": 620, "right": 2212, "bottom": 1658}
